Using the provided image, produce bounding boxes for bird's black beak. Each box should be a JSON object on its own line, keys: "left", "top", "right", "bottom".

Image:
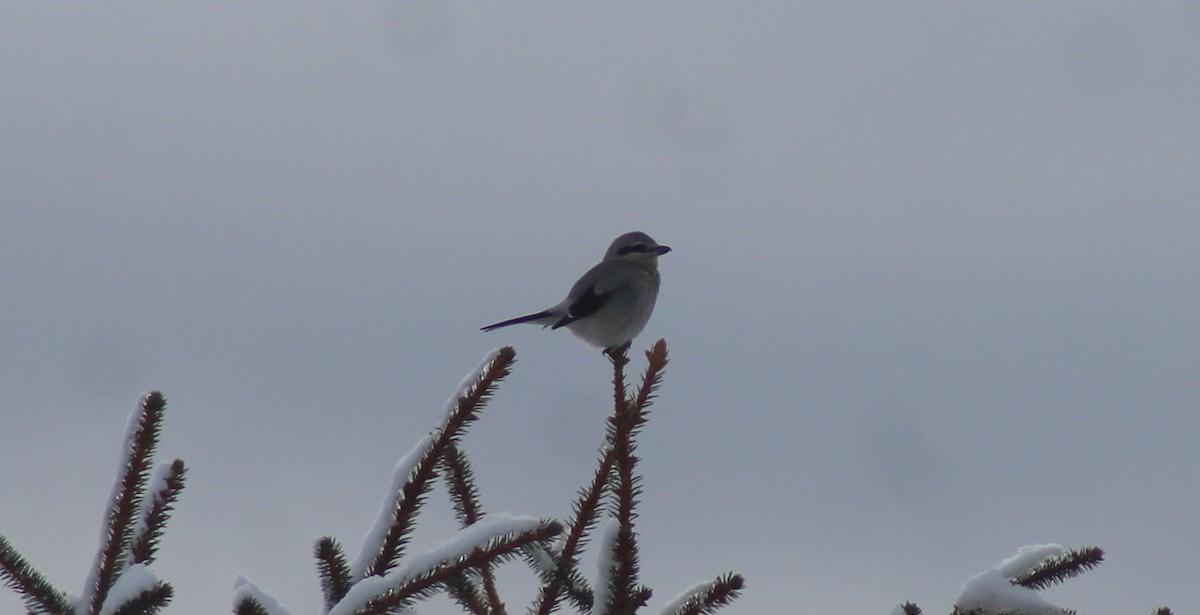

{"left": 655, "top": 245, "right": 672, "bottom": 255}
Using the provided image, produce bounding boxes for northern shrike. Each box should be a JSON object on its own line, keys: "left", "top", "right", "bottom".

{"left": 481, "top": 231, "right": 671, "bottom": 349}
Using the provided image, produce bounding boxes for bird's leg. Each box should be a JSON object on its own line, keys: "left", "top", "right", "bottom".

{"left": 603, "top": 340, "right": 633, "bottom": 358}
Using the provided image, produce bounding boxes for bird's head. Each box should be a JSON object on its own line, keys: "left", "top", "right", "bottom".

{"left": 605, "top": 231, "right": 671, "bottom": 263}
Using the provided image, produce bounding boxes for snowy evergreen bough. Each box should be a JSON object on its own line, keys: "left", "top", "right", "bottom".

{"left": 233, "top": 340, "right": 745, "bottom": 615}
{"left": 6, "top": 351, "right": 1176, "bottom": 615}
{"left": 0, "top": 392, "right": 186, "bottom": 615}
{"left": 896, "top": 544, "right": 1171, "bottom": 615}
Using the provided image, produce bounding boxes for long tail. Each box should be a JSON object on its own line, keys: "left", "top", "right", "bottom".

{"left": 481, "top": 310, "right": 555, "bottom": 332}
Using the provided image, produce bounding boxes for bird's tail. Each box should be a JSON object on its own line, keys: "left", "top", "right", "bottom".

{"left": 481, "top": 310, "right": 555, "bottom": 332}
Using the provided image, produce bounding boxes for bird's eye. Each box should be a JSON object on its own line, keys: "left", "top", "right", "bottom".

{"left": 619, "top": 243, "right": 648, "bottom": 256}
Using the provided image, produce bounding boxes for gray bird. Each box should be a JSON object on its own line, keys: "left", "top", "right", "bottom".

{"left": 481, "top": 231, "right": 671, "bottom": 349}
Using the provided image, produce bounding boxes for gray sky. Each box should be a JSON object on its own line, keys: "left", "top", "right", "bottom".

{"left": 2, "top": 3, "right": 1198, "bottom": 614}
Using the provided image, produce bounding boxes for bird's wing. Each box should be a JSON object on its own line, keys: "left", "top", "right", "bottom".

{"left": 552, "top": 285, "right": 610, "bottom": 329}
{"left": 551, "top": 261, "right": 640, "bottom": 330}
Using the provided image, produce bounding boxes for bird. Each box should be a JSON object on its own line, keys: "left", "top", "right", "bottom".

{"left": 481, "top": 231, "right": 671, "bottom": 350}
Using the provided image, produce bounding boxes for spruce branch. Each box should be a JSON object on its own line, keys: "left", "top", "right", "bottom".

{"left": 130, "top": 459, "right": 187, "bottom": 566}
{"left": 897, "top": 602, "right": 922, "bottom": 615}
{"left": 441, "top": 443, "right": 506, "bottom": 615}
{"left": 531, "top": 341, "right": 669, "bottom": 615}
{"left": 352, "top": 521, "right": 562, "bottom": 615}
{"left": 529, "top": 452, "right": 610, "bottom": 615}
{"left": 602, "top": 341, "right": 668, "bottom": 615}
{"left": 635, "top": 586, "right": 654, "bottom": 610}
{"left": 444, "top": 572, "right": 490, "bottom": 615}
{"left": 442, "top": 443, "right": 485, "bottom": 528}
{"left": 527, "top": 543, "right": 594, "bottom": 614}
{"left": 660, "top": 573, "right": 743, "bottom": 615}
{"left": 1011, "top": 546, "right": 1104, "bottom": 591}
{"left": 628, "top": 340, "right": 668, "bottom": 416}
{"left": 89, "top": 391, "right": 167, "bottom": 615}
{"left": 233, "top": 576, "right": 293, "bottom": 615}
{"left": 479, "top": 567, "right": 507, "bottom": 615}
{"left": 107, "top": 580, "right": 173, "bottom": 615}
{"left": 0, "top": 533, "right": 74, "bottom": 615}
{"left": 315, "top": 537, "right": 353, "bottom": 609}
{"left": 602, "top": 527, "right": 645, "bottom": 615}
{"left": 608, "top": 342, "right": 632, "bottom": 415}
{"left": 529, "top": 345, "right": 637, "bottom": 615}
{"left": 233, "top": 596, "right": 272, "bottom": 615}
{"left": 363, "top": 347, "right": 516, "bottom": 579}
{"left": 1152, "top": 608, "right": 1173, "bottom": 615}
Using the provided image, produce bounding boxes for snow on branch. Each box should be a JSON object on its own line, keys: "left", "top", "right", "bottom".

{"left": 591, "top": 517, "right": 619, "bottom": 615}
{"left": 97, "top": 564, "right": 170, "bottom": 615}
{"left": 954, "top": 544, "right": 1074, "bottom": 615}
{"left": 658, "top": 572, "right": 745, "bottom": 615}
{"left": 103, "top": 579, "right": 172, "bottom": 615}
{"left": 892, "top": 543, "right": 1120, "bottom": 615}
{"left": 232, "top": 575, "right": 293, "bottom": 615}
{"left": 528, "top": 540, "right": 595, "bottom": 615}
{"left": 1010, "top": 546, "right": 1104, "bottom": 591}
{"left": 900, "top": 543, "right": 1169, "bottom": 615}
{"left": 349, "top": 433, "right": 435, "bottom": 582}
{"left": 83, "top": 392, "right": 168, "bottom": 615}
{"left": 233, "top": 598, "right": 271, "bottom": 615}
{"left": 354, "top": 347, "right": 516, "bottom": 581}
{"left": 331, "top": 516, "right": 562, "bottom": 615}
{"left": 2, "top": 391, "right": 184, "bottom": 615}
{"left": 439, "top": 442, "right": 505, "bottom": 613}
{"left": 129, "top": 459, "right": 187, "bottom": 566}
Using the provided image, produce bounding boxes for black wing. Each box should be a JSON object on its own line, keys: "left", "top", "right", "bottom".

{"left": 551, "top": 285, "right": 612, "bottom": 329}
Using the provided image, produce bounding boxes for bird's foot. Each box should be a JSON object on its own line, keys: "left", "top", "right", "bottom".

{"left": 603, "top": 340, "right": 632, "bottom": 358}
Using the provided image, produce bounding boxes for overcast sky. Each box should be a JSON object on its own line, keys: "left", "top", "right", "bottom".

{"left": 2, "top": 3, "right": 1198, "bottom": 614}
